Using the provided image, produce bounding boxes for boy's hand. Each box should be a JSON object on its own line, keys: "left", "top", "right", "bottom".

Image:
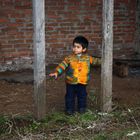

{"left": 49, "top": 72, "right": 58, "bottom": 79}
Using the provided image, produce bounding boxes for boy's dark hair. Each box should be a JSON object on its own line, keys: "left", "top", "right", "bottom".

{"left": 73, "top": 36, "right": 89, "bottom": 49}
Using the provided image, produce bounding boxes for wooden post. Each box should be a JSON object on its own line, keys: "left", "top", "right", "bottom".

{"left": 101, "top": 0, "right": 114, "bottom": 112}
{"left": 32, "top": 0, "right": 46, "bottom": 120}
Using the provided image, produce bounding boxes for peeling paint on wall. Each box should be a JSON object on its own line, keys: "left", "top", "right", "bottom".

{"left": 0, "top": 57, "right": 33, "bottom": 72}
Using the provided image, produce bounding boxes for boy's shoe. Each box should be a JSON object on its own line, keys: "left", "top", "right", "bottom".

{"left": 65, "top": 110, "right": 74, "bottom": 116}
{"left": 78, "top": 108, "right": 86, "bottom": 114}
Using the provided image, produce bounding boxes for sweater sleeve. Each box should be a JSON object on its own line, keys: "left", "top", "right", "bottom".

{"left": 90, "top": 56, "right": 101, "bottom": 66}
{"left": 55, "top": 57, "right": 69, "bottom": 75}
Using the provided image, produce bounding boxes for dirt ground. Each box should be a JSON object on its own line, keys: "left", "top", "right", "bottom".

{"left": 0, "top": 67, "right": 140, "bottom": 116}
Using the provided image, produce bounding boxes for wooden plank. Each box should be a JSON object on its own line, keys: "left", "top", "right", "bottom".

{"left": 101, "top": 0, "right": 114, "bottom": 112}
{"left": 32, "top": 0, "right": 46, "bottom": 120}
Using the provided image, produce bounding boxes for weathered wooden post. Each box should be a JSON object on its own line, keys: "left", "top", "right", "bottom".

{"left": 101, "top": 0, "right": 114, "bottom": 112}
{"left": 32, "top": 0, "right": 46, "bottom": 120}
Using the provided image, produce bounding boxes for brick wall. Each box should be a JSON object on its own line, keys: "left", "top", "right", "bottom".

{"left": 0, "top": 0, "right": 138, "bottom": 71}
{"left": 135, "top": 0, "right": 140, "bottom": 54}
{"left": 0, "top": 0, "right": 33, "bottom": 71}
{"left": 45, "top": 0, "right": 102, "bottom": 64}
{"left": 114, "top": 0, "right": 137, "bottom": 57}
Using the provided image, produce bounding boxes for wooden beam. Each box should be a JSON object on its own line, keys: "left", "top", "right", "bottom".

{"left": 101, "top": 0, "right": 114, "bottom": 112}
{"left": 32, "top": 0, "right": 46, "bottom": 120}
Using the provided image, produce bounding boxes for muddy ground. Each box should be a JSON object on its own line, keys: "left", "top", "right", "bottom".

{"left": 0, "top": 67, "right": 140, "bottom": 116}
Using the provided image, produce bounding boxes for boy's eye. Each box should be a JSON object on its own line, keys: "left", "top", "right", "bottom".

{"left": 74, "top": 45, "right": 80, "bottom": 49}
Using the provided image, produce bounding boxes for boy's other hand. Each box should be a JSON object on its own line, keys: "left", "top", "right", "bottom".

{"left": 49, "top": 72, "right": 58, "bottom": 79}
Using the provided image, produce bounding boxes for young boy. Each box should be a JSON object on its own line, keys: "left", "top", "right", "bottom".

{"left": 49, "top": 36, "right": 101, "bottom": 115}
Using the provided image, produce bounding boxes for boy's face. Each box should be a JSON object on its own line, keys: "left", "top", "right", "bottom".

{"left": 73, "top": 43, "right": 86, "bottom": 55}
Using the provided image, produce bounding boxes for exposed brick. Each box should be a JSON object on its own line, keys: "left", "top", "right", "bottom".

{"left": 0, "top": 0, "right": 139, "bottom": 71}
{"left": 0, "top": 18, "right": 9, "bottom": 23}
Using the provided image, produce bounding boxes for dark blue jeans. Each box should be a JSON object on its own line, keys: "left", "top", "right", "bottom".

{"left": 65, "top": 83, "right": 87, "bottom": 113}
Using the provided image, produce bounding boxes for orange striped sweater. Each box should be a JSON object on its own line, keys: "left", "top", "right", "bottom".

{"left": 55, "top": 54, "right": 101, "bottom": 85}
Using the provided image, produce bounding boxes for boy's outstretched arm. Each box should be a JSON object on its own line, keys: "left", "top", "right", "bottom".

{"left": 49, "top": 57, "right": 69, "bottom": 79}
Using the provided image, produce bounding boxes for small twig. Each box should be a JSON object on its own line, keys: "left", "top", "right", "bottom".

{"left": 128, "top": 109, "right": 140, "bottom": 131}
{"left": 17, "top": 133, "right": 47, "bottom": 140}
{"left": 6, "top": 120, "right": 13, "bottom": 134}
